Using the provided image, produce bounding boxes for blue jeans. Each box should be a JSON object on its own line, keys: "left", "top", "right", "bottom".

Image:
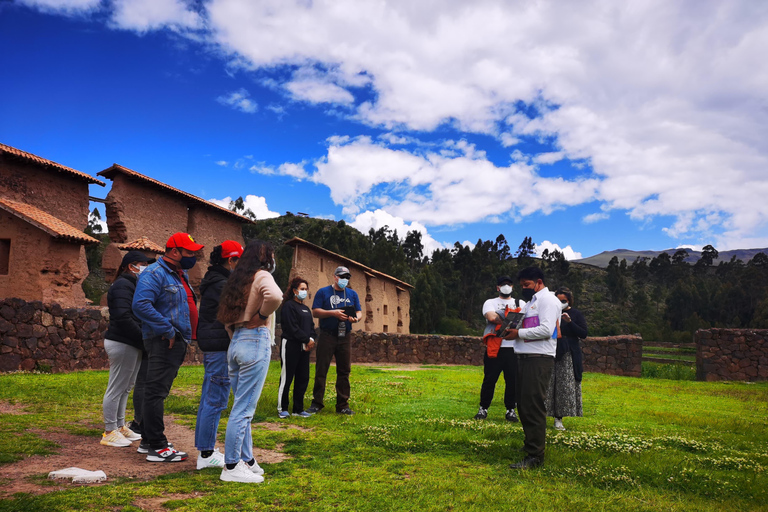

{"left": 194, "top": 351, "right": 230, "bottom": 451}
{"left": 224, "top": 327, "right": 272, "bottom": 465}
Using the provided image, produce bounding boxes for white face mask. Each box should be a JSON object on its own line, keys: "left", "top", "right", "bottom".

{"left": 132, "top": 265, "right": 147, "bottom": 275}
{"left": 499, "top": 285, "right": 512, "bottom": 295}
{"left": 297, "top": 290, "right": 308, "bottom": 300}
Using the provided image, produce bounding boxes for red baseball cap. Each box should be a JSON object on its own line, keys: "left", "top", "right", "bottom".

{"left": 166, "top": 232, "right": 204, "bottom": 252}
{"left": 220, "top": 240, "right": 244, "bottom": 258}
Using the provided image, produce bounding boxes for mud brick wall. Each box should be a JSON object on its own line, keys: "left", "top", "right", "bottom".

{"left": 0, "top": 298, "right": 203, "bottom": 373}
{"left": 581, "top": 335, "right": 643, "bottom": 377}
{"left": 695, "top": 329, "right": 768, "bottom": 382}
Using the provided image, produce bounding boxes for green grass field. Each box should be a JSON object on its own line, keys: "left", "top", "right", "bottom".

{"left": 1, "top": 364, "right": 766, "bottom": 512}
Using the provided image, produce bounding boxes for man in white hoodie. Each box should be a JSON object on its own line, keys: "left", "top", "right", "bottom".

{"left": 504, "top": 266, "right": 562, "bottom": 469}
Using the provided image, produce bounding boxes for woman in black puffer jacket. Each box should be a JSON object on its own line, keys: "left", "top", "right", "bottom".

{"left": 101, "top": 250, "right": 153, "bottom": 447}
{"left": 194, "top": 240, "right": 243, "bottom": 469}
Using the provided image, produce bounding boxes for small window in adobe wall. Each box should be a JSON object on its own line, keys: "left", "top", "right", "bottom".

{"left": 383, "top": 304, "right": 388, "bottom": 316}
{"left": 383, "top": 324, "right": 388, "bottom": 333}
{"left": 0, "top": 239, "right": 9, "bottom": 275}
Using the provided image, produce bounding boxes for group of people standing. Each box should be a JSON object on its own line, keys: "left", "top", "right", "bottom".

{"left": 475, "top": 267, "right": 588, "bottom": 469}
{"left": 100, "top": 233, "right": 361, "bottom": 484}
{"left": 100, "top": 234, "right": 583, "bottom": 475}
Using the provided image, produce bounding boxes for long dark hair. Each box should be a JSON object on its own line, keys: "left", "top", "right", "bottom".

{"left": 283, "top": 276, "right": 309, "bottom": 302}
{"left": 209, "top": 245, "right": 226, "bottom": 266}
{"left": 217, "top": 240, "right": 275, "bottom": 325}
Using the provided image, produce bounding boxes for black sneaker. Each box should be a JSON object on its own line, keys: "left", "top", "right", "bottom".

{"left": 338, "top": 408, "right": 354, "bottom": 415}
{"left": 147, "top": 445, "right": 188, "bottom": 462}
{"left": 127, "top": 420, "right": 142, "bottom": 435}
{"left": 510, "top": 456, "right": 543, "bottom": 470}
{"left": 138, "top": 441, "right": 173, "bottom": 454}
{"left": 474, "top": 407, "right": 488, "bottom": 420}
{"left": 307, "top": 404, "right": 322, "bottom": 414}
{"left": 505, "top": 409, "right": 519, "bottom": 422}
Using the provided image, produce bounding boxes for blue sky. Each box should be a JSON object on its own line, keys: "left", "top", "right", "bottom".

{"left": 2, "top": 0, "right": 768, "bottom": 259}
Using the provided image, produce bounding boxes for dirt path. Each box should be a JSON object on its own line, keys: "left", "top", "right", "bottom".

{"left": 0, "top": 415, "right": 292, "bottom": 498}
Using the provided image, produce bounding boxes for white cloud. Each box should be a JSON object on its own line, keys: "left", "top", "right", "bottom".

{"left": 532, "top": 152, "right": 564, "bottom": 165}
{"left": 28, "top": 0, "right": 768, "bottom": 247}
{"left": 110, "top": 0, "right": 201, "bottom": 31}
{"left": 536, "top": 240, "right": 582, "bottom": 261}
{"left": 208, "top": 194, "right": 280, "bottom": 220}
{"left": 16, "top": 0, "right": 100, "bottom": 13}
{"left": 216, "top": 88, "right": 257, "bottom": 113}
{"left": 88, "top": 207, "right": 108, "bottom": 233}
{"left": 201, "top": 0, "right": 768, "bottom": 247}
{"left": 250, "top": 161, "right": 308, "bottom": 180}
{"left": 215, "top": 160, "right": 228, "bottom": 166}
{"left": 349, "top": 209, "right": 446, "bottom": 256}
{"left": 305, "top": 135, "right": 599, "bottom": 224}
{"left": 582, "top": 212, "right": 609, "bottom": 224}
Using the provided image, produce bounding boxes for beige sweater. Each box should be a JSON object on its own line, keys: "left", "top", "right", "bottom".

{"left": 225, "top": 270, "right": 283, "bottom": 335}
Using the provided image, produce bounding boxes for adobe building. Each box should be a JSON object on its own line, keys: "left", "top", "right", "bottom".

{"left": 285, "top": 237, "right": 413, "bottom": 334}
{"left": 0, "top": 143, "right": 104, "bottom": 306}
{"left": 97, "top": 164, "right": 254, "bottom": 288}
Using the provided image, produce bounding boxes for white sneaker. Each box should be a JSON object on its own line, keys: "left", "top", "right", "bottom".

{"left": 554, "top": 418, "right": 566, "bottom": 431}
{"left": 220, "top": 461, "right": 264, "bottom": 483}
{"left": 101, "top": 430, "right": 132, "bottom": 447}
{"left": 197, "top": 448, "right": 225, "bottom": 470}
{"left": 247, "top": 459, "right": 265, "bottom": 476}
{"left": 118, "top": 425, "right": 142, "bottom": 442}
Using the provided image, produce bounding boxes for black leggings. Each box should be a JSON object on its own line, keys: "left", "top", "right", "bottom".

{"left": 278, "top": 339, "right": 311, "bottom": 413}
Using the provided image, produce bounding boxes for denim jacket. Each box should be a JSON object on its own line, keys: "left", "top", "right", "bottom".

{"left": 132, "top": 258, "right": 195, "bottom": 342}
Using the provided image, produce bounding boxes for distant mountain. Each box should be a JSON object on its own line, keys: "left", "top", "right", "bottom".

{"left": 575, "top": 247, "right": 768, "bottom": 268}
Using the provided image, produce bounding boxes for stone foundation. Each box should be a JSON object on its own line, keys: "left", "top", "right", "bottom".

{"left": 695, "top": 329, "right": 768, "bottom": 382}
{"left": 0, "top": 298, "right": 203, "bottom": 373}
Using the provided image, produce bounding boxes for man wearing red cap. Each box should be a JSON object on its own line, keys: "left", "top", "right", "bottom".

{"left": 132, "top": 232, "right": 204, "bottom": 462}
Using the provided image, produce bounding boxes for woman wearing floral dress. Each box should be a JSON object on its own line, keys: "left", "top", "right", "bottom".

{"left": 546, "top": 287, "right": 588, "bottom": 431}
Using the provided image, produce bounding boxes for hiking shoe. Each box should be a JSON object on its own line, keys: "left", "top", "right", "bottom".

{"left": 246, "top": 459, "right": 265, "bottom": 475}
{"left": 220, "top": 461, "right": 264, "bottom": 483}
{"left": 137, "top": 441, "right": 173, "bottom": 454}
{"left": 278, "top": 410, "right": 291, "bottom": 419}
{"left": 118, "top": 425, "right": 142, "bottom": 441}
{"left": 554, "top": 418, "right": 566, "bottom": 431}
{"left": 197, "top": 448, "right": 225, "bottom": 470}
{"left": 146, "top": 445, "right": 188, "bottom": 462}
{"left": 293, "top": 411, "right": 312, "bottom": 418}
{"left": 505, "top": 409, "right": 519, "bottom": 422}
{"left": 338, "top": 408, "right": 354, "bottom": 415}
{"left": 101, "top": 430, "right": 132, "bottom": 447}
{"left": 474, "top": 407, "right": 488, "bottom": 420}
{"left": 510, "top": 455, "right": 544, "bottom": 469}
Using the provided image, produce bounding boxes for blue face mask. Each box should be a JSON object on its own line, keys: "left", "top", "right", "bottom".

{"left": 297, "top": 290, "right": 308, "bottom": 300}
{"left": 179, "top": 256, "right": 196, "bottom": 269}
{"left": 337, "top": 278, "right": 349, "bottom": 289}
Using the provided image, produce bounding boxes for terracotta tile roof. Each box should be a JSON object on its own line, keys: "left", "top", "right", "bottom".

{"left": 0, "top": 142, "right": 105, "bottom": 186}
{"left": 0, "top": 197, "right": 100, "bottom": 245}
{"left": 117, "top": 237, "right": 165, "bottom": 254}
{"left": 285, "top": 237, "right": 414, "bottom": 289}
{"left": 98, "top": 164, "right": 255, "bottom": 224}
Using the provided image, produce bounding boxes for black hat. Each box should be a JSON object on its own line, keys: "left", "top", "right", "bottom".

{"left": 121, "top": 250, "right": 155, "bottom": 267}
{"left": 497, "top": 275, "right": 514, "bottom": 286}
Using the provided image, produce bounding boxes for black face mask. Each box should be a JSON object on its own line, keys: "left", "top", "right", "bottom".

{"left": 179, "top": 256, "right": 197, "bottom": 269}
{"left": 521, "top": 288, "right": 535, "bottom": 301}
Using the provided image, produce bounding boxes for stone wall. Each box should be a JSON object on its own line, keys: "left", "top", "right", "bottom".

{"left": 270, "top": 330, "right": 643, "bottom": 376}
{"left": 1, "top": 300, "right": 642, "bottom": 377}
{"left": 581, "top": 335, "right": 643, "bottom": 377}
{"left": 695, "top": 329, "right": 768, "bottom": 382}
{"left": 0, "top": 298, "right": 203, "bottom": 373}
